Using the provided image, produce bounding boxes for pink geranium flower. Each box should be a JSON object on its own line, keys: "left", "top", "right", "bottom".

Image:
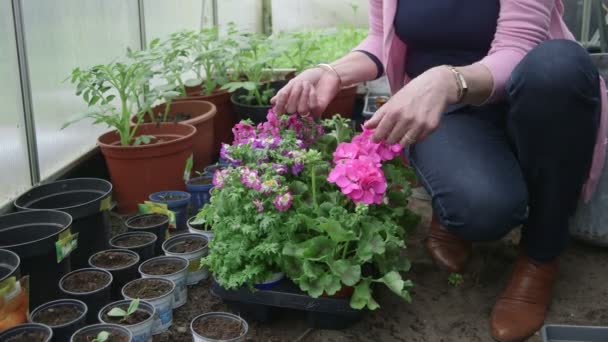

{"left": 232, "top": 122, "right": 256, "bottom": 144}
{"left": 328, "top": 158, "right": 387, "bottom": 205}
{"left": 274, "top": 192, "right": 293, "bottom": 211}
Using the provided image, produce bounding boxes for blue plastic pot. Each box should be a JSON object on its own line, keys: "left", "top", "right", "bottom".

{"left": 185, "top": 176, "right": 214, "bottom": 212}
{"left": 253, "top": 272, "right": 285, "bottom": 290}
{"left": 148, "top": 191, "right": 191, "bottom": 231}
{"left": 203, "top": 163, "right": 230, "bottom": 177}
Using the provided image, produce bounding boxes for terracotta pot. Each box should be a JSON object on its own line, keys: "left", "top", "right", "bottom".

{"left": 176, "top": 88, "right": 236, "bottom": 154}
{"left": 322, "top": 84, "right": 358, "bottom": 119}
{"left": 139, "top": 101, "right": 216, "bottom": 174}
{"left": 98, "top": 123, "right": 196, "bottom": 214}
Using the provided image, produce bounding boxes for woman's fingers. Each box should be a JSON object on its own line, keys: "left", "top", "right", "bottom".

{"left": 271, "top": 83, "right": 293, "bottom": 114}
{"left": 309, "top": 86, "right": 321, "bottom": 116}
{"left": 372, "top": 110, "right": 397, "bottom": 142}
{"left": 297, "top": 82, "right": 311, "bottom": 115}
{"left": 286, "top": 82, "right": 303, "bottom": 114}
{"left": 386, "top": 117, "right": 410, "bottom": 145}
{"left": 364, "top": 109, "right": 387, "bottom": 129}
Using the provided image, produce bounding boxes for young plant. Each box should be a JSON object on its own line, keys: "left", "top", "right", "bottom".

{"left": 448, "top": 273, "right": 464, "bottom": 287}
{"left": 92, "top": 331, "right": 110, "bottom": 342}
{"left": 63, "top": 61, "right": 157, "bottom": 146}
{"left": 274, "top": 31, "right": 321, "bottom": 73}
{"left": 107, "top": 298, "right": 140, "bottom": 322}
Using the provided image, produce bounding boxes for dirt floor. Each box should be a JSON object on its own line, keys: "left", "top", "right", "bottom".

{"left": 113, "top": 197, "right": 608, "bottom": 342}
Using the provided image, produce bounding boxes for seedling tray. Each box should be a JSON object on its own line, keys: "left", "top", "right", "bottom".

{"left": 542, "top": 324, "right": 608, "bottom": 341}
{"left": 211, "top": 279, "right": 365, "bottom": 329}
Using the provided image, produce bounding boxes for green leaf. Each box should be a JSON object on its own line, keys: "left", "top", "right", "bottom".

{"left": 380, "top": 271, "right": 404, "bottom": 294}
{"left": 184, "top": 154, "right": 194, "bottom": 182}
{"left": 93, "top": 331, "right": 110, "bottom": 342}
{"left": 134, "top": 135, "right": 154, "bottom": 146}
{"left": 319, "top": 274, "right": 342, "bottom": 295}
{"left": 320, "top": 219, "right": 356, "bottom": 242}
{"left": 127, "top": 298, "right": 140, "bottom": 315}
{"left": 332, "top": 259, "right": 361, "bottom": 286}
{"left": 107, "top": 307, "right": 127, "bottom": 317}
{"left": 350, "top": 280, "right": 379, "bottom": 310}
{"left": 184, "top": 78, "right": 202, "bottom": 87}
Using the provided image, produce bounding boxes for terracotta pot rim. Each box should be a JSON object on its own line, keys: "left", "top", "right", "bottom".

{"left": 97, "top": 122, "right": 196, "bottom": 151}
{"left": 163, "top": 100, "right": 216, "bottom": 126}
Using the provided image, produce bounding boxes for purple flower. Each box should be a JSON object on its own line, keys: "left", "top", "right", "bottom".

{"left": 220, "top": 143, "right": 239, "bottom": 165}
{"left": 253, "top": 198, "right": 264, "bottom": 212}
{"left": 260, "top": 179, "right": 280, "bottom": 194}
{"left": 212, "top": 169, "right": 226, "bottom": 189}
{"left": 273, "top": 163, "right": 288, "bottom": 175}
{"left": 291, "top": 162, "right": 304, "bottom": 175}
{"left": 274, "top": 192, "right": 293, "bottom": 212}
{"left": 240, "top": 168, "right": 261, "bottom": 190}
{"left": 232, "top": 122, "right": 256, "bottom": 144}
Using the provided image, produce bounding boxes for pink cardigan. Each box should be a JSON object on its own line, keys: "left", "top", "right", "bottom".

{"left": 356, "top": 0, "right": 608, "bottom": 202}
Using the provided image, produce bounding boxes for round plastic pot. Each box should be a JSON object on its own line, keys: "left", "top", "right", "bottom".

{"left": 88, "top": 249, "right": 140, "bottom": 300}
{"left": 321, "top": 84, "right": 357, "bottom": 119}
{"left": 70, "top": 323, "right": 132, "bottom": 342}
{"left": 148, "top": 191, "right": 191, "bottom": 231}
{"left": 30, "top": 299, "right": 87, "bottom": 342}
{"left": 59, "top": 268, "right": 113, "bottom": 324}
{"left": 230, "top": 81, "right": 286, "bottom": 124}
{"left": 162, "top": 234, "right": 209, "bottom": 285}
{"left": 0, "top": 323, "right": 53, "bottom": 342}
{"left": 138, "top": 256, "right": 188, "bottom": 309}
{"left": 190, "top": 312, "right": 248, "bottom": 342}
{"left": 122, "top": 278, "right": 175, "bottom": 335}
{"left": 99, "top": 299, "right": 155, "bottom": 342}
{"left": 14, "top": 178, "right": 113, "bottom": 269}
{"left": 185, "top": 177, "right": 214, "bottom": 212}
{"left": 110, "top": 231, "right": 157, "bottom": 262}
{"left": 0, "top": 210, "right": 73, "bottom": 309}
{"left": 177, "top": 88, "right": 236, "bottom": 153}
{"left": 0, "top": 248, "right": 20, "bottom": 281}
{"left": 98, "top": 122, "right": 196, "bottom": 214}
{"left": 138, "top": 100, "right": 216, "bottom": 173}
{"left": 253, "top": 272, "right": 285, "bottom": 290}
{"left": 187, "top": 216, "right": 214, "bottom": 241}
{"left": 125, "top": 213, "right": 169, "bottom": 256}
{"left": 0, "top": 249, "right": 26, "bottom": 330}
{"left": 203, "top": 163, "right": 230, "bottom": 177}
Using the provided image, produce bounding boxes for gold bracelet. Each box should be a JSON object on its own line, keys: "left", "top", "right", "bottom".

{"left": 317, "top": 63, "right": 343, "bottom": 87}
{"left": 445, "top": 65, "right": 468, "bottom": 103}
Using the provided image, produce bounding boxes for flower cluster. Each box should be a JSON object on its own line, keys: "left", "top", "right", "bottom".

{"left": 328, "top": 128, "right": 402, "bottom": 204}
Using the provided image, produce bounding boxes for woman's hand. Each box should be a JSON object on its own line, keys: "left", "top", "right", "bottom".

{"left": 270, "top": 67, "right": 341, "bottom": 116}
{"left": 364, "top": 66, "right": 458, "bottom": 146}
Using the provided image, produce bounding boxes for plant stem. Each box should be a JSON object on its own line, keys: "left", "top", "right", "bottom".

{"left": 311, "top": 165, "right": 318, "bottom": 209}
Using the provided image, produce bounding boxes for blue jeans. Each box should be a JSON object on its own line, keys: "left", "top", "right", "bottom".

{"left": 408, "top": 40, "right": 600, "bottom": 261}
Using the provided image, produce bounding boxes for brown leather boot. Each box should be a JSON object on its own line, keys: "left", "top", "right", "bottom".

{"left": 425, "top": 216, "right": 472, "bottom": 273}
{"left": 490, "top": 252, "right": 559, "bottom": 342}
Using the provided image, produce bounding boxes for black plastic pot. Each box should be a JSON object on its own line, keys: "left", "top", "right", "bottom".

{"left": 59, "top": 268, "right": 113, "bottom": 324}
{"left": 230, "top": 81, "right": 287, "bottom": 124}
{"left": 125, "top": 213, "right": 169, "bottom": 256}
{"left": 30, "top": 299, "right": 87, "bottom": 342}
{"left": 70, "top": 323, "right": 132, "bottom": 342}
{"left": 88, "top": 249, "right": 140, "bottom": 300}
{"left": 0, "top": 210, "right": 73, "bottom": 309}
{"left": 0, "top": 248, "right": 20, "bottom": 281}
{"left": 0, "top": 323, "right": 53, "bottom": 342}
{"left": 14, "top": 178, "right": 113, "bottom": 270}
{"left": 109, "top": 231, "right": 157, "bottom": 262}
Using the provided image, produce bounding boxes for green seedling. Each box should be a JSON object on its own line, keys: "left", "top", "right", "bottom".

{"left": 107, "top": 298, "right": 140, "bottom": 322}
{"left": 448, "top": 273, "right": 464, "bottom": 287}
{"left": 92, "top": 331, "right": 110, "bottom": 342}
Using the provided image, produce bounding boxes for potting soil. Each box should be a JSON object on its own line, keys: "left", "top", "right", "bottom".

{"left": 103, "top": 309, "right": 151, "bottom": 326}
{"left": 188, "top": 177, "right": 213, "bottom": 185}
{"left": 128, "top": 214, "right": 167, "bottom": 227}
{"left": 168, "top": 238, "right": 206, "bottom": 253}
{"left": 91, "top": 251, "right": 137, "bottom": 269}
{"left": 193, "top": 316, "right": 244, "bottom": 340}
{"left": 62, "top": 271, "right": 110, "bottom": 293}
{"left": 112, "top": 234, "right": 155, "bottom": 247}
{"left": 33, "top": 304, "right": 83, "bottom": 326}
{"left": 124, "top": 279, "right": 172, "bottom": 299}
{"left": 141, "top": 260, "right": 184, "bottom": 275}
{"left": 73, "top": 331, "right": 130, "bottom": 342}
{"left": 5, "top": 331, "right": 49, "bottom": 342}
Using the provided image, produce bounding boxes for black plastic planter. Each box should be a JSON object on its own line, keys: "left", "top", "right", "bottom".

{"left": 0, "top": 210, "right": 73, "bottom": 309}
{"left": 59, "top": 268, "right": 113, "bottom": 324}
{"left": 0, "top": 248, "right": 20, "bottom": 281}
{"left": 14, "top": 178, "right": 113, "bottom": 270}
{"left": 0, "top": 323, "right": 53, "bottom": 342}
{"left": 70, "top": 323, "right": 132, "bottom": 342}
{"left": 88, "top": 249, "right": 140, "bottom": 300}
{"left": 109, "top": 231, "right": 157, "bottom": 262}
{"left": 30, "top": 299, "right": 87, "bottom": 342}
{"left": 230, "top": 81, "right": 287, "bottom": 124}
{"left": 125, "top": 213, "right": 169, "bottom": 256}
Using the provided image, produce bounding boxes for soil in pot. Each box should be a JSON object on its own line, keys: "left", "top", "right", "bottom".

{"left": 62, "top": 271, "right": 110, "bottom": 293}
{"left": 102, "top": 309, "right": 151, "bottom": 326}
{"left": 123, "top": 279, "right": 172, "bottom": 299}
{"left": 188, "top": 177, "right": 213, "bottom": 186}
{"left": 5, "top": 331, "right": 50, "bottom": 342}
{"left": 112, "top": 234, "right": 155, "bottom": 248}
{"left": 168, "top": 238, "right": 207, "bottom": 253}
{"left": 140, "top": 260, "right": 183, "bottom": 275}
{"left": 32, "top": 304, "right": 84, "bottom": 326}
{"left": 127, "top": 214, "right": 167, "bottom": 228}
{"left": 156, "top": 193, "right": 189, "bottom": 201}
{"left": 193, "top": 316, "right": 245, "bottom": 340}
{"left": 90, "top": 251, "right": 137, "bottom": 269}
{"left": 73, "top": 331, "right": 129, "bottom": 342}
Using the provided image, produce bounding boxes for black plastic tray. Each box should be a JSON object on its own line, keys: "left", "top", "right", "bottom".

{"left": 542, "top": 324, "right": 608, "bottom": 341}
{"left": 211, "top": 279, "right": 365, "bottom": 329}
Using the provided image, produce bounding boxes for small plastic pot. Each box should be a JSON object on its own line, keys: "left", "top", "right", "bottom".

{"left": 253, "top": 272, "right": 285, "bottom": 290}
{"left": 59, "top": 268, "right": 113, "bottom": 324}
{"left": 88, "top": 249, "right": 140, "bottom": 300}
{"left": 148, "top": 191, "right": 191, "bottom": 231}
{"left": 190, "top": 312, "right": 248, "bottom": 342}
{"left": 0, "top": 323, "right": 53, "bottom": 342}
{"left": 187, "top": 216, "right": 214, "bottom": 241}
{"left": 0, "top": 249, "right": 26, "bottom": 330}
{"left": 125, "top": 213, "right": 169, "bottom": 256}
{"left": 122, "top": 278, "right": 175, "bottom": 335}
{"left": 70, "top": 323, "right": 132, "bottom": 342}
{"left": 30, "top": 299, "right": 87, "bottom": 342}
{"left": 139, "top": 256, "right": 188, "bottom": 309}
{"left": 203, "top": 163, "right": 229, "bottom": 176}
{"left": 109, "top": 231, "right": 157, "bottom": 262}
{"left": 230, "top": 80, "right": 286, "bottom": 124}
{"left": 185, "top": 177, "right": 214, "bottom": 212}
{"left": 162, "top": 233, "right": 209, "bottom": 285}
{"left": 98, "top": 299, "right": 155, "bottom": 342}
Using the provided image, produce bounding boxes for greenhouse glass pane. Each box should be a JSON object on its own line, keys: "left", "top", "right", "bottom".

{"left": 0, "top": 0, "right": 31, "bottom": 206}
{"left": 271, "top": 0, "right": 368, "bottom": 32}
{"left": 21, "top": 0, "right": 140, "bottom": 180}
{"left": 144, "top": 0, "right": 204, "bottom": 43}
